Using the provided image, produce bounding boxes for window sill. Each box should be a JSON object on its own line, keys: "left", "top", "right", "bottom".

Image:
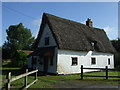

{"left": 71, "top": 65, "right": 77, "bottom": 66}
{"left": 91, "top": 64, "right": 96, "bottom": 65}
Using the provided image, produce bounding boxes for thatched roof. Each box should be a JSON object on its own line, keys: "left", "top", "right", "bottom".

{"left": 35, "top": 13, "right": 115, "bottom": 53}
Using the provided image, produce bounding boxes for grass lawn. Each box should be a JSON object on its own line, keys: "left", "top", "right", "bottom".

{"left": 1, "top": 67, "right": 120, "bottom": 89}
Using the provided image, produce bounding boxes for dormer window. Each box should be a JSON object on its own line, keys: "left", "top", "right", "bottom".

{"left": 45, "top": 37, "right": 49, "bottom": 45}
{"left": 91, "top": 41, "right": 97, "bottom": 50}
{"left": 91, "top": 42, "right": 95, "bottom": 47}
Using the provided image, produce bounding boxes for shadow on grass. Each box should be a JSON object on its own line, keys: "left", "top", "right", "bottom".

{"left": 2, "top": 68, "right": 25, "bottom": 77}
{"left": 77, "top": 78, "right": 120, "bottom": 81}
{"left": 76, "top": 78, "right": 120, "bottom": 85}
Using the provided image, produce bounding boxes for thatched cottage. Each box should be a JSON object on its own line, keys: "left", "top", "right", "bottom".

{"left": 28, "top": 13, "right": 115, "bottom": 75}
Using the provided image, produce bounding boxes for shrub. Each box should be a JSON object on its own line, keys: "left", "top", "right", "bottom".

{"left": 12, "top": 51, "right": 28, "bottom": 68}
{"left": 114, "top": 52, "right": 120, "bottom": 68}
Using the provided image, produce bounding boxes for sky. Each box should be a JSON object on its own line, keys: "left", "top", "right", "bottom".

{"left": 1, "top": 2, "right": 118, "bottom": 46}
{"left": 118, "top": 1, "right": 120, "bottom": 38}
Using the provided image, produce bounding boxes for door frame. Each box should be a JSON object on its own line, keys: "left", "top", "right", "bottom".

{"left": 43, "top": 56, "right": 49, "bottom": 75}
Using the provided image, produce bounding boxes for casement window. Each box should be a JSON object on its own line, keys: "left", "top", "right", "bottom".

{"left": 45, "top": 37, "right": 49, "bottom": 45}
{"left": 91, "top": 57, "right": 96, "bottom": 65}
{"left": 50, "top": 56, "right": 53, "bottom": 66}
{"left": 72, "top": 57, "right": 78, "bottom": 66}
{"left": 108, "top": 58, "right": 110, "bottom": 65}
{"left": 32, "top": 57, "right": 37, "bottom": 65}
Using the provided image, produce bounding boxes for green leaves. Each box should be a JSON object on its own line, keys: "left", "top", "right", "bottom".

{"left": 13, "top": 51, "right": 28, "bottom": 67}
{"left": 111, "top": 38, "right": 120, "bottom": 52}
{"left": 4, "top": 23, "right": 35, "bottom": 58}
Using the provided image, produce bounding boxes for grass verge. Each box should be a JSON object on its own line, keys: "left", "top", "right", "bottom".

{"left": 1, "top": 67, "right": 120, "bottom": 89}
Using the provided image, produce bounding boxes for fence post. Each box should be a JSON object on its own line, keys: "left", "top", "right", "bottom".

{"left": 6, "top": 72, "right": 11, "bottom": 90}
{"left": 105, "top": 66, "right": 108, "bottom": 80}
{"left": 81, "top": 65, "right": 83, "bottom": 80}
{"left": 25, "top": 69, "right": 28, "bottom": 87}
{"left": 35, "top": 68, "right": 37, "bottom": 80}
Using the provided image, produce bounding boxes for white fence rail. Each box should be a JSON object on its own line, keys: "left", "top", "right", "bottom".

{"left": 5, "top": 69, "right": 38, "bottom": 90}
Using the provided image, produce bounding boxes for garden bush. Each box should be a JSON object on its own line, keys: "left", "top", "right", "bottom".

{"left": 12, "top": 51, "right": 28, "bottom": 68}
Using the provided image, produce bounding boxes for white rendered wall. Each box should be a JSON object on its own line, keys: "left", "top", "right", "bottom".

{"left": 28, "top": 24, "right": 57, "bottom": 73}
{"left": 38, "top": 24, "right": 57, "bottom": 48}
{"left": 28, "top": 56, "right": 39, "bottom": 69}
{"left": 57, "top": 49, "right": 114, "bottom": 74}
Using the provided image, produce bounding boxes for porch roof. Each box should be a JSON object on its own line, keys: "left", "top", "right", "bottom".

{"left": 28, "top": 46, "right": 55, "bottom": 57}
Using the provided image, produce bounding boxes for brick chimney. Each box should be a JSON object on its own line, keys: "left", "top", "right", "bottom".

{"left": 86, "top": 18, "right": 93, "bottom": 27}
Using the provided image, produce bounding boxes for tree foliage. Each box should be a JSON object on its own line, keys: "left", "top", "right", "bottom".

{"left": 3, "top": 23, "right": 35, "bottom": 58}
{"left": 111, "top": 38, "right": 120, "bottom": 52}
{"left": 111, "top": 38, "right": 120, "bottom": 67}
{"left": 12, "top": 51, "right": 28, "bottom": 67}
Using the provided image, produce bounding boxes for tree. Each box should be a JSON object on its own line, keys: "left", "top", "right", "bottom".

{"left": 111, "top": 38, "right": 120, "bottom": 68}
{"left": 3, "top": 23, "right": 35, "bottom": 58}
{"left": 111, "top": 38, "right": 120, "bottom": 52}
{"left": 13, "top": 51, "right": 28, "bottom": 67}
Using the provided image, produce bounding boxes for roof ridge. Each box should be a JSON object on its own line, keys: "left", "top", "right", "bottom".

{"left": 44, "top": 13, "right": 104, "bottom": 31}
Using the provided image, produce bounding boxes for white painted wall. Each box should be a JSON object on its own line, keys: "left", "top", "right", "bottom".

{"left": 38, "top": 24, "right": 57, "bottom": 48}
{"left": 28, "top": 24, "right": 58, "bottom": 74}
{"left": 57, "top": 49, "right": 114, "bottom": 74}
{"left": 28, "top": 56, "right": 39, "bottom": 69}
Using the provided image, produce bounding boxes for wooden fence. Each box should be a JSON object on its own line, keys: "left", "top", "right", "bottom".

{"left": 5, "top": 69, "right": 38, "bottom": 90}
{"left": 80, "top": 65, "right": 120, "bottom": 80}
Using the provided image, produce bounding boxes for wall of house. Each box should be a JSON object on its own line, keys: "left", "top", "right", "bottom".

{"left": 28, "top": 24, "right": 58, "bottom": 74}
{"left": 38, "top": 24, "right": 57, "bottom": 48}
{"left": 36, "top": 47, "right": 58, "bottom": 73}
{"left": 28, "top": 48, "right": 58, "bottom": 73}
{"left": 57, "top": 49, "right": 114, "bottom": 74}
{"left": 28, "top": 56, "right": 32, "bottom": 68}
{"left": 28, "top": 56, "right": 39, "bottom": 69}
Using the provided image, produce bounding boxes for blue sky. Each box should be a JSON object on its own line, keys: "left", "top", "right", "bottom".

{"left": 2, "top": 2, "right": 118, "bottom": 46}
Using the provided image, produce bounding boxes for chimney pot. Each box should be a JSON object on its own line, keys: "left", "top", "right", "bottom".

{"left": 86, "top": 18, "right": 93, "bottom": 27}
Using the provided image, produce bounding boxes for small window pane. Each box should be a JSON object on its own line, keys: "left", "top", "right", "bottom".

{"left": 72, "top": 57, "right": 78, "bottom": 66}
{"left": 108, "top": 58, "right": 110, "bottom": 65}
{"left": 45, "top": 37, "right": 49, "bottom": 45}
{"left": 91, "top": 57, "right": 96, "bottom": 65}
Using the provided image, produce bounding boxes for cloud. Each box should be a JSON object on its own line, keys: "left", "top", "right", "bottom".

{"left": 31, "top": 18, "right": 41, "bottom": 26}
{"left": 103, "top": 26, "right": 118, "bottom": 40}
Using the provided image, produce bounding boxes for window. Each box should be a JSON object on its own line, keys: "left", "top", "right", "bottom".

{"left": 91, "top": 41, "right": 97, "bottom": 50}
{"left": 32, "top": 57, "right": 37, "bottom": 65}
{"left": 91, "top": 57, "right": 96, "bottom": 65}
{"left": 50, "top": 56, "right": 53, "bottom": 66}
{"left": 108, "top": 58, "right": 110, "bottom": 65}
{"left": 45, "top": 37, "right": 49, "bottom": 45}
{"left": 72, "top": 57, "right": 78, "bottom": 66}
{"left": 91, "top": 42, "right": 95, "bottom": 47}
